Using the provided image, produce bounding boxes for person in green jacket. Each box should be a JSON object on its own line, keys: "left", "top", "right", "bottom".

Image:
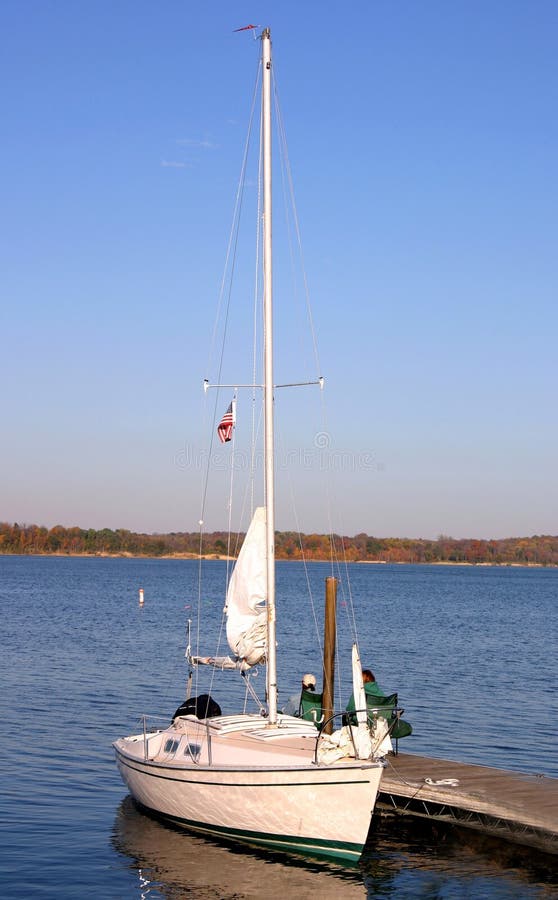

{"left": 346, "top": 668, "right": 384, "bottom": 715}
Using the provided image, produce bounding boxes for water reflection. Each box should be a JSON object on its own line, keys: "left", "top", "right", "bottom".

{"left": 112, "top": 799, "right": 558, "bottom": 899}
{"left": 362, "top": 814, "right": 558, "bottom": 898}
{"left": 111, "top": 797, "right": 368, "bottom": 899}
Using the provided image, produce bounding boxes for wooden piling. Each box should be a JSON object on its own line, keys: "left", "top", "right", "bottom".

{"left": 322, "top": 577, "right": 337, "bottom": 735}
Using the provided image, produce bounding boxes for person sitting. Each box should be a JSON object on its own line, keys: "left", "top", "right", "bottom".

{"left": 282, "top": 673, "right": 316, "bottom": 716}
{"left": 346, "top": 668, "right": 384, "bottom": 716}
{"left": 346, "top": 669, "right": 413, "bottom": 749}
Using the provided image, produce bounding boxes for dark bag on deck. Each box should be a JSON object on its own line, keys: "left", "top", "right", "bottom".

{"left": 172, "top": 693, "right": 222, "bottom": 721}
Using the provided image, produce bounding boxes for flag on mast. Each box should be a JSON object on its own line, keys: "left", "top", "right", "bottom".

{"left": 217, "top": 400, "right": 236, "bottom": 443}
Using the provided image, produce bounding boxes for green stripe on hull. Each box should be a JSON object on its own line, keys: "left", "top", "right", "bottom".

{"left": 136, "top": 801, "right": 364, "bottom": 863}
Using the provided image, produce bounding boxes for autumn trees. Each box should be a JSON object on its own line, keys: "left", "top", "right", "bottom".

{"left": 1, "top": 521, "right": 557, "bottom": 565}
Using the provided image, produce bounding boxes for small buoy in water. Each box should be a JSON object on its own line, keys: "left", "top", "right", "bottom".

{"left": 139, "top": 588, "right": 144, "bottom": 606}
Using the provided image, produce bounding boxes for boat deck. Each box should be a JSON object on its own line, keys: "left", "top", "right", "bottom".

{"left": 377, "top": 751, "right": 558, "bottom": 854}
{"left": 198, "top": 713, "right": 319, "bottom": 738}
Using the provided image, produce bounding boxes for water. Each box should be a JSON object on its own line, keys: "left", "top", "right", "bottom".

{"left": 1, "top": 556, "right": 557, "bottom": 898}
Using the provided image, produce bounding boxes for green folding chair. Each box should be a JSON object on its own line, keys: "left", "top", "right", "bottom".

{"left": 366, "top": 691, "right": 398, "bottom": 720}
{"left": 366, "top": 692, "right": 413, "bottom": 755}
{"left": 299, "top": 689, "right": 324, "bottom": 727}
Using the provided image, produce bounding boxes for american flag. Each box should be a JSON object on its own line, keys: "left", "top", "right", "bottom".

{"left": 217, "top": 401, "right": 236, "bottom": 443}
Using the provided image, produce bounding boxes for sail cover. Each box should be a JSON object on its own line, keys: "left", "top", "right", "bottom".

{"left": 351, "top": 643, "right": 373, "bottom": 759}
{"left": 225, "top": 507, "right": 267, "bottom": 667}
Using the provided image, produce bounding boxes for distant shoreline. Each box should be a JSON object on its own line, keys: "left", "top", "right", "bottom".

{"left": 0, "top": 551, "right": 554, "bottom": 568}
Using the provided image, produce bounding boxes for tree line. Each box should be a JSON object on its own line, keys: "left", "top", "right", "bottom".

{"left": 1, "top": 521, "right": 557, "bottom": 565}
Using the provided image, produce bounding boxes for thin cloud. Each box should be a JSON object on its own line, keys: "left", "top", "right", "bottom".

{"left": 177, "top": 137, "right": 218, "bottom": 150}
{"left": 161, "top": 159, "right": 191, "bottom": 169}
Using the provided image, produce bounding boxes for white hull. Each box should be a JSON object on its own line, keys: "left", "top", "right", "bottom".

{"left": 114, "top": 714, "right": 384, "bottom": 861}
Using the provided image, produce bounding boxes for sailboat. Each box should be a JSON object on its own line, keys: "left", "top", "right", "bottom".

{"left": 114, "top": 27, "right": 386, "bottom": 864}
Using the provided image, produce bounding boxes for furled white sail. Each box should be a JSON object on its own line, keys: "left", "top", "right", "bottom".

{"left": 225, "top": 507, "right": 267, "bottom": 667}
{"left": 351, "top": 643, "right": 373, "bottom": 759}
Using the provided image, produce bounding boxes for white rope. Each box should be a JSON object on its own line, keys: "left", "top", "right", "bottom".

{"left": 424, "top": 777, "right": 460, "bottom": 787}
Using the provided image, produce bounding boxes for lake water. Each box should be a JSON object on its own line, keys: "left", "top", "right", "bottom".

{"left": 1, "top": 556, "right": 557, "bottom": 898}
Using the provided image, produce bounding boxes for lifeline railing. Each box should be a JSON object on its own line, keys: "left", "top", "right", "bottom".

{"left": 137, "top": 706, "right": 405, "bottom": 767}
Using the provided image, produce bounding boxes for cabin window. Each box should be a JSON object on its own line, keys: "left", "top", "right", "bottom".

{"left": 185, "top": 743, "right": 201, "bottom": 762}
{"left": 164, "top": 738, "right": 180, "bottom": 754}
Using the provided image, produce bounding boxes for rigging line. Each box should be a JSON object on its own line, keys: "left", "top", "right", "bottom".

{"left": 315, "top": 386, "right": 360, "bottom": 645}
{"left": 272, "top": 65, "right": 322, "bottom": 379}
{"left": 274, "top": 79, "right": 300, "bottom": 370}
{"left": 277, "top": 426, "right": 349, "bottom": 709}
{"left": 318, "top": 398, "right": 338, "bottom": 581}
{"left": 203, "top": 380, "right": 322, "bottom": 389}
{"left": 203, "top": 393, "right": 241, "bottom": 698}
{"left": 195, "top": 63, "right": 258, "bottom": 680}
{"left": 198, "top": 58, "right": 261, "bottom": 530}
{"left": 334, "top": 636, "right": 344, "bottom": 713}
{"left": 336, "top": 533, "right": 360, "bottom": 645}
{"left": 314, "top": 370, "right": 360, "bottom": 642}
{"left": 325, "top": 434, "right": 360, "bottom": 646}
{"left": 202, "top": 396, "right": 242, "bottom": 696}
{"left": 204, "top": 56, "right": 261, "bottom": 389}
{"left": 225, "top": 391, "right": 238, "bottom": 568}
{"left": 271, "top": 65, "right": 344, "bottom": 662}
{"left": 275, "top": 414, "right": 323, "bottom": 660}
{"left": 342, "top": 537, "right": 360, "bottom": 643}
{"left": 327, "top": 527, "right": 359, "bottom": 647}
{"left": 234, "top": 401, "right": 264, "bottom": 561}
{"left": 243, "top": 672, "right": 266, "bottom": 713}
{"left": 194, "top": 523, "right": 205, "bottom": 699}
{"left": 206, "top": 404, "right": 266, "bottom": 701}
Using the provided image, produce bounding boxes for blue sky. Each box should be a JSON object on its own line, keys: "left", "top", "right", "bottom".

{"left": 1, "top": 1, "right": 557, "bottom": 540}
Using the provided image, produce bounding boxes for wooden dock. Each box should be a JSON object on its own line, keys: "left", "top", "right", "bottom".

{"left": 376, "top": 752, "right": 558, "bottom": 855}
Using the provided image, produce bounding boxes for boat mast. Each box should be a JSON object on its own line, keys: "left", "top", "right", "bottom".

{"left": 262, "top": 27, "right": 277, "bottom": 724}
